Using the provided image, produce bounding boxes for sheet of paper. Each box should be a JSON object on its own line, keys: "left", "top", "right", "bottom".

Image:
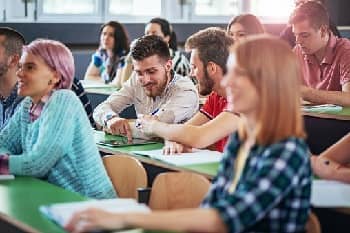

{"left": 0, "top": 174, "right": 15, "bottom": 180}
{"left": 80, "top": 80, "right": 112, "bottom": 88}
{"left": 311, "top": 180, "right": 350, "bottom": 207}
{"left": 132, "top": 149, "right": 222, "bottom": 166}
{"left": 40, "top": 198, "right": 150, "bottom": 226}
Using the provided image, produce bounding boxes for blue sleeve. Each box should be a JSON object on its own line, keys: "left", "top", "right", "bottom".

{"left": 8, "top": 92, "right": 78, "bottom": 177}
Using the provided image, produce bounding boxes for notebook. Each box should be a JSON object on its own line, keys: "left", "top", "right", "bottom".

{"left": 311, "top": 180, "right": 350, "bottom": 207}
{"left": 39, "top": 199, "right": 150, "bottom": 227}
{"left": 0, "top": 174, "right": 15, "bottom": 180}
{"left": 97, "top": 138, "right": 158, "bottom": 147}
{"left": 132, "top": 149, "right": 223, "bottom": 166}
{"left": 302, "top": 104, "right": 343, "bottom": 113}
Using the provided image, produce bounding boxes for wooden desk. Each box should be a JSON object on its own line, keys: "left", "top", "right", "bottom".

{"left": 95, "top": 131, "right": 219, "bottom": 180}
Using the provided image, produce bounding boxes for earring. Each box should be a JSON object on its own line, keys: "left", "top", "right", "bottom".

{"left": 48, "top": 80, "right": 52, "bottom": 85}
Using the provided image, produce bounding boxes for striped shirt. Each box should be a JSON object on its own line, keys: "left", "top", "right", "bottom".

{"left": 170, "top": 48, "right": 191, "bottom": 77}
{"left": 71, "top": 78, "right": 95, "bottom": 128}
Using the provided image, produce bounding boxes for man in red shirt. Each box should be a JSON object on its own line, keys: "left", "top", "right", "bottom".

{"left": 290, "top": 1, "right": 350, "bottom": 106}
{"left": 159, "top": 27, "right": 238, "bottom": 154}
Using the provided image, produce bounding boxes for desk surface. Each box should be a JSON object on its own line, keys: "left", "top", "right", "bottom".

{"left": 95, "top": 131, "right": 219, "bottom": 179}
{"left": 0, "top": 177, "right": 86, "bottom": 233}
{"left": 303, "top": 107, "right": 350, "bottom": 120}
{"left": 0, "top": 177, "right": 174, "bottom": 233}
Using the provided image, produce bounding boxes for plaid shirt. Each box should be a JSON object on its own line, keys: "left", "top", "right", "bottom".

{"left": 201, "top": 133, "right": 311, "bottom": 233}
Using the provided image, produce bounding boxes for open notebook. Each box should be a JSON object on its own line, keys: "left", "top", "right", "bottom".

{"left": 40, "top": 199, "right": 150, "bottom": 227}
{"left": 132, "top": 149, "right": 223, "bottom": 166}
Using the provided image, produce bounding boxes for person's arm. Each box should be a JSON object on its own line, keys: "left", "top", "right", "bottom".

{"left": 154, "top": 78, "right": 199, "bottom": 124}
{"left": 65, "top": 208, "right": 227, "bottom": 233}
{"left": 8, "top": 92, "right": 77, "bottom": 177}
{"left": 319, "top": 133, "right": 350, "bottom": 163}
{"left": 93, "top": 76, "right": 135, "bottom": 127}
{"left": 84, "top": 62, "right": 103, "bottom": 82}
{"left": 139, "top": 111, "right": 239, "bottom": 149}
{"left": 311, "top": 155, "right": 350, "bottom": 183}
{"left": 301, "top": 82, "right": 350, "bottom": 106}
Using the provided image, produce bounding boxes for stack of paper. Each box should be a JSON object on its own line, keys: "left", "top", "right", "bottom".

{"left": 311, "top": 180, "right": 350, "bottom": 207}
{"left": 40, "top": 199, "right": 150, "bottom": 227}
{"left": 132, "top": 149, "right": 222, "bottom": 166}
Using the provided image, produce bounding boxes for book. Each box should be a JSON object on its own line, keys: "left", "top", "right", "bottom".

{"left": 0, "top": 174, "right": 15, "bottom": 180}
{"left": 39, "top": 198, "right": 150, "bottom": 227}
{"left": 302, "top": 104, "right": 343, "bottom": 113}
{"left": 132, "top": 149, "right": 223, "bottom": 166}
{"left": 311, "top": 180, "right": 350, "bottom": 207}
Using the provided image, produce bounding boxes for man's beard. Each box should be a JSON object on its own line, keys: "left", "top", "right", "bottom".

{"left": 199, "top": 69, "right": 214, "bottom": 96}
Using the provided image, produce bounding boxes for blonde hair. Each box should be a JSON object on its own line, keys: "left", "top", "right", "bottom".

{"left": 233, "top": 35, "right": 305, "bottom": 145}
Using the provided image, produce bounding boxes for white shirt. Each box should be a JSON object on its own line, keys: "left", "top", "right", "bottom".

{"left": 93, "top": 72, "right": 199, "bottom": 127}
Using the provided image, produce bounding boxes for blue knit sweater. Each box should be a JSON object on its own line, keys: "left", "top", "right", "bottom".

{"left": 0, "top": 90, "right": 116, "bottom": 199}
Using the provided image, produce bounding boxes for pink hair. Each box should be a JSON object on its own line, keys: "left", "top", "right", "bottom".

{"left": 23, "top": 39, "right": 75, "bottom": 89}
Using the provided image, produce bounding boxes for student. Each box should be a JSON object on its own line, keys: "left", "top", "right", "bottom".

{"left": 84, "top": 21, "right": 129, "bottom": 84}
{"left": 71, "top": 77, "right": 95, "bottom": 128}
{"left": 137, "top": 27, "right": 238, "bottom": 154}
{"left": 280, "top": 0, "right": 341, "bottom": 48}
{"left": 0, "top": 39, "right": 116, "bottom": 199}
{"left": 0, "top": 27, "right": 25, "bottom": 130}
{"left": 311, "top": 133, "right": 350, "bottom": 183}
{"left": 66, "top": 35, "right": 311, "bottom": 233}
{"left": 93, "top": 35, "right": 198, "bottom": 141}
{"left": 290, "top": 1, "right": 350, "bottom": 106}
{"left": 227, "top": 14, "right": 265, "bottom": 42}
{"left": 117, "top": 17, "right": 191, "bottom": 87}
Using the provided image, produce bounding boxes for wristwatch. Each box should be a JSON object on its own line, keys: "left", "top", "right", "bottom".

{"left": 104, "top": 114, "right": 117, "bottom": 127}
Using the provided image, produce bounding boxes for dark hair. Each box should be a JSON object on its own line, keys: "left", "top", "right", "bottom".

{"left": 100, "top": 21, "right": 130, "bottom": 56}
{"left": 227, "top": 14, "right": 265, "bottom": 35}
{"left": 131, "top": 35, "right": 170, "bottom": 62}
{"left": 0, "top": 27, "right": 25, "bottom": 56}
{"left": 148, "top": 17, "right": 178, "bottom": 51}
{"left": 289, "top": 1, "right": 329, "bottom": 29}
{"left": 185, "top": 27, "right": 234, "bottom": 74}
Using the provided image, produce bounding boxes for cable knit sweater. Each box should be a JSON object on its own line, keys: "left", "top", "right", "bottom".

{"left": 0, "top": 90, "right": 116, "bottom": 199}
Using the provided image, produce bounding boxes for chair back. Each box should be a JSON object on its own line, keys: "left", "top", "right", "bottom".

{"left": 149, "top": 172, "right": 211, "bottom": 210}
{"left": 103, "top": 154, "right": 147, "bottom": 199}
{"left": 306, "top": 212, "right": 321, "bottom": 233}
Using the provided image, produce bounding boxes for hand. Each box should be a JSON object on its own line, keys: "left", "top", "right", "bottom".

{"left": 162, "top": 140, "right": 193, "bottom": 155}
{"left": 136, "top": 114, "right": 158, "bottom": 136}
{"left": 310, "top": 155, "right": 342, "bottom": 179}
{"left": 65, "top": 208, "right": 126, "bottom": 233}
{"left": 104, "top": 117, "right": 132, "bottom": 142}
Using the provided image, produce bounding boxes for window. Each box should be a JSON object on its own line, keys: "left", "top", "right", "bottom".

{"left": 250, "top": 0, "right": 295, "bottom": 22}
{"left": 42, "top": 0, "right": 96, "bottom": 14}
{"left": 106, "top": 0, "right": 162, "bottom": 23}
{"left": 194, "top": 0, "right": 240, "bottom": 16}
{"left": 188, "top": 0, "right": 241, "bottom": 23}
{"left": 37, "top": 0, "right": 101, "bottom": 22}
{"left": 109, "top": 0, "right": 161, "bottom": 16}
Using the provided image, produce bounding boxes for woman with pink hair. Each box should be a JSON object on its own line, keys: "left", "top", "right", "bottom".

{"left": 0, "top": 39, "right": 116, "bottom": 199}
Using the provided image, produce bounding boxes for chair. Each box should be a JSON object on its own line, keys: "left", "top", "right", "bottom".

{"left": 103, "top": 154, "right": 147, "bottom": 199}
{"left": 148, "top": 172, "right": 211, "bottom": 210}
{"left": 306, "top": 212, "right": 321, "bottom": 233}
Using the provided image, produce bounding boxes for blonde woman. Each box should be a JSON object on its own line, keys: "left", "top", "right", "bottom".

{"left": 66, "top": 35, "right": 311, "bottom": 233}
